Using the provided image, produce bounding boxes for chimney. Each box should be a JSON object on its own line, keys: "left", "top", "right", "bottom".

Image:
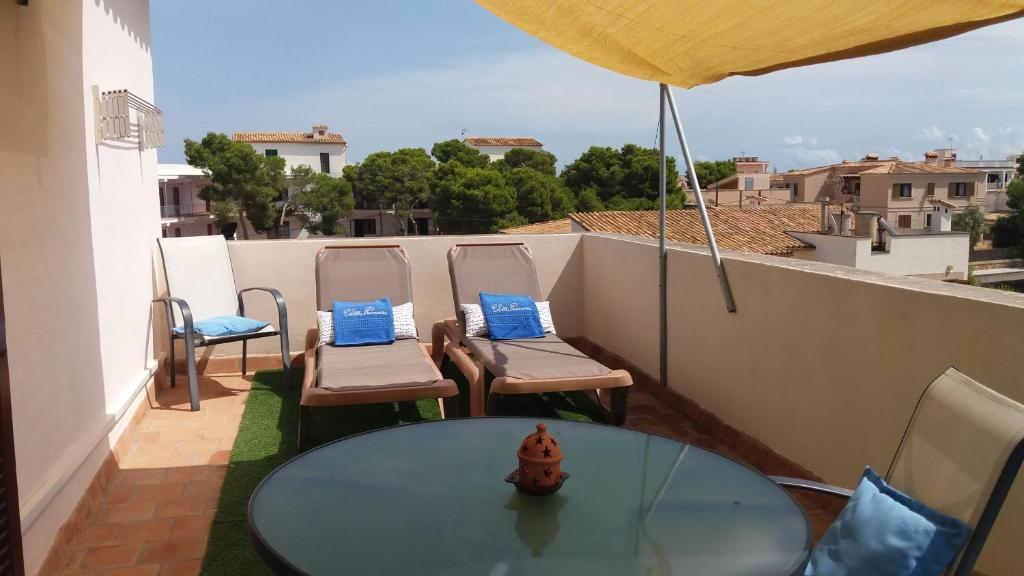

{"left": 820, "top": 199, "right": 830, "bottom": 232}
{"left": 863, "top": 153, "right": 879, "bottom": 161}
{"left": 924, "top": 150, "right": 940, "bottom": 166}
{"left": 931, "top": 205, "right": 952, "bottom": 232}
{"left": 312, "top": 124, "right": 328, "bottom": 140}
{"left": 836, "top": 211, "right": 853, "bottom": 236}
{"left": 854, "top": 211, "right": 879, "bottom": 242}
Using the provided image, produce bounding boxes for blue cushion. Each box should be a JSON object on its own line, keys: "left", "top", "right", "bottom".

{"left": 805, "top": 467, "right": 971, "bottom": 576}
{"left": 173, "top": 315, "right": 268, "bottom": 337}
{"left": 478, "top": 292, "right": 544, "bottom": 340}
{"left": 332, "top": 298, "right": 395, "bottom": 346}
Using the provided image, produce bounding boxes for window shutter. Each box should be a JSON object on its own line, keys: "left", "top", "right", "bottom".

{"left": 968, "top": 181, "right": 976, "bottom": 196}
{"left": 947, "top": 182, "right": 955, "bottom": 197}
{"left": 891, "top": 184, "right": 899, "bottom": 199}
{"left": 927, "top": 183, "right": 935, "bottom": 196}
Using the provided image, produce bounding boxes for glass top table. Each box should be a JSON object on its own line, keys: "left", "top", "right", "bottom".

{"left": 249, "top": 418, "right": 810, "bottom": 575}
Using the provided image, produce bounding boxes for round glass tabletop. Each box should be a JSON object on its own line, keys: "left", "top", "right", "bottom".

{"left": 249, "top": 418, "right": 810, "bottom": 575}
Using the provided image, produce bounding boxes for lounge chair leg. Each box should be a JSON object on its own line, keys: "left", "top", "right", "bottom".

{"left": 610, "top": 387, "right": 629, "bottom": 426}
{"left": 486, "top": 392, "right": 499, "bottom": 416}
{"left": 241, "top": 340, "right": 247, "bottom": 376}
{"left": 437, "top": 398, "right": 446, "bottom": 420}
{"left": 185, "top": 338, "right": 199, "bottom": 412}
{"left": 298, "top": 405, "right": 313, "bottom": 450}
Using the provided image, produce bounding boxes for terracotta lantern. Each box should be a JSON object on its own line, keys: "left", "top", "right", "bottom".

{"left": 510, "top": 423, "right": 568, "bottom": 495}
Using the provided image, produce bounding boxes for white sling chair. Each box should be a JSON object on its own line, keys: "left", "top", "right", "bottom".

{"left": 154, "top": 236, "right": 290, "bottom": 411}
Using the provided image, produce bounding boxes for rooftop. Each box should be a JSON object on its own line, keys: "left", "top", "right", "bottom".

{"left": 232, "top": 126, "right": 347, "bottom": 145}
{"left": 502, "top": 205, "right": 841, "bottom": 256}
{"left": 462, "top": 136, "right": 543, "bottom": 147}
{"left": 785, "top": 158, "right": 978, "bottom": 176}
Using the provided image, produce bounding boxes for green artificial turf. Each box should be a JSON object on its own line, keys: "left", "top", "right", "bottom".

{"left": 201, "top": 362, "right": 606, "bottom": 575}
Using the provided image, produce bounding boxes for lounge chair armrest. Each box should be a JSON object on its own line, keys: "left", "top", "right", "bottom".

{"left": 769, "top": 476, "right": 854, "bottom": 499}
{"left": 152, "top": 296, "right": 195, "bottom": 339}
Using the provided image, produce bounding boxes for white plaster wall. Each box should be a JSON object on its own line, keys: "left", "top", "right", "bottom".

{"left": 467, "top": 144, "right": 543, "bottom": 160}
{"left": 788, "top": 232, "right": 864, "bottom": 268}
{"left": 862, "top": 234, "right": 969, "bottom": 279}
{"left": 247, "top": 142, "right": 347, "bottom": 177}
{"left": 0, "top": 2, "right": 159, "bottom": 572}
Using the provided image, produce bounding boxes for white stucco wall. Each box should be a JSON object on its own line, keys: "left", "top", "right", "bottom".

{"left": 0, "top": 1, "right": 159, "bottom": 572}
{"left": 246, "top": 141, "right": 347, "bottom": 177}
{"left": 790, "top": 232, "right": 969, "bottom": 279}
{"left": 467, "top": 144, "right": 543, "bottom": 160}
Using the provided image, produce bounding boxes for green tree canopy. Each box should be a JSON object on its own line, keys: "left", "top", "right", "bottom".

{"left": 430, "top": 162, "right": 523, "bottom": 234}
{"left": 344, "top": 148, "right": 435, "bottom": 234}
{"left": 430, "top": 139, "right": 490, "bottom": 168}
{"left": 184, "top": 132, "right": 287, "bottom": 239}
{"left": 693, "top": 159, "right": 737, "bottom": 188}
{"left": 560, "top": 144, "right": 684, "bottom": 210}
{"left": 951, "top": 204, "right": 985, "bottom": 249}
{"left": 491, "top": 148, "right": 558, "bottom": 177}
{"left": 505, "top": 167, "right": 575, "bottom": 223}
{"left": 288, "top": 165, "right": 354, "bottom": 236}
{"left": 992, "top": 178, "right": 1024, "bottom": 252}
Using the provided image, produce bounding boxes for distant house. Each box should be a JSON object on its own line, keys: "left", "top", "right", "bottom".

{"left": 954, "top": 152, "right": 1020, "bottom": 213}
{"left": 157, "top": 164, "right": 214, "bottom": 238}
{"left": 233, "top": 124, "right": 347, "bottom": 177}
{"left": 690, "top": 156, "right": 791, "bottom": 208}
{"left": 463, "top": 136, "right": 543, "bottom": 160}
{"left": 782, "top": 152, "right": 985, "bottom": 230}
{"left": 500, "top": 204, "right": 968, "bottom": 280}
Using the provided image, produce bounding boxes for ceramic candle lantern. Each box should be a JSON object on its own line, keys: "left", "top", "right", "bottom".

{"left": 507, "top": 423, "right": 569, "bottom": 495}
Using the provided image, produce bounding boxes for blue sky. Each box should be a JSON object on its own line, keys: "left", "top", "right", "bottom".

{"left": 151, "top": 1, "right": 1024, "bottom": 171}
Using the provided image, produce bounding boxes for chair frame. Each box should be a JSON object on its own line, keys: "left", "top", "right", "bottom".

{"left": 299, "top": 245, "right": 458, "bottom": 450}
{"left": 154, "top": 239, "right": 290, "bottom": 412}
{"left": 771, "top": 366, "right": 1024, "bottom": 576}
{"left": 433, "top": 242, "right": 631, "bottom": 423}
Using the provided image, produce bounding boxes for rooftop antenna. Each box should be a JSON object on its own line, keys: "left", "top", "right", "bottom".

{"left": 460, "top": 128, "right": 470, "bottom": 139}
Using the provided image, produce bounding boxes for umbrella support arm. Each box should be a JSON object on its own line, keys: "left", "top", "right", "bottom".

{"left": 662, "top": 83, "right": 737, "bottom": 313}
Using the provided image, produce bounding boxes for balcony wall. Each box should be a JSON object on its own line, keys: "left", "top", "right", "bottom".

{"left": 582, "top": 232, "right": 1024, "bottom": 575}
{"left": 153, "top": 231, "right": 1024, "bottom": 573}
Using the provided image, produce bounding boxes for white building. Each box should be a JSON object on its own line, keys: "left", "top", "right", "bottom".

{"left": 955, "top": 154, "right": 1020, "bottom": 213}
{"left": 463, "top": 136, "right": 544, "bottom": 160}
{"left": 233, "top": 124, "right": 347, "bottom": 177}
{"left": 157, "top": 164, "right": 215, "bottom": 238}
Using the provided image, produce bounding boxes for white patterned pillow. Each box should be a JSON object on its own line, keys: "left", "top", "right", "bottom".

{"left": 461, "top": 301, "right": 556, "bottom": 337}
{"left": 317, "top": 302, "right": 418, "bottom": 346}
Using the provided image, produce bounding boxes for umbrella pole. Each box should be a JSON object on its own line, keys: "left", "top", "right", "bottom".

{"left": 663, "top": 85, "right": 737, "bottom": 313}
{"left": 658, "top": 84, "right": 668, "bottom": 387}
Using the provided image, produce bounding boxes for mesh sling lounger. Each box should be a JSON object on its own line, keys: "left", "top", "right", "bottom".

{"left": 300, "top": 245, "right": 458, "bottom": 449}
{"left": 155, "top": 236, "right": 290, "bottom": 412}
{"left": 771, "top": 367, "right": 1024, "bottom": 576}
{"left": 432, "top": 242, "right": 631, "bottom": 422}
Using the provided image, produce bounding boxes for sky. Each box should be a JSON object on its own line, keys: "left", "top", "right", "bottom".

{"left": 151, "top": 1, "right": 1024, "bottom": 172}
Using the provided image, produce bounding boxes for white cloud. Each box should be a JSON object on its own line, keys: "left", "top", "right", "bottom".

{"left": 972, "top": 127, "right": 991, "bottom": 143}
{"left": 916, "top": 125, "right": 945, "bottom": 140}
{"left": 783, "top": 136, "right": 803, "bottom": 145}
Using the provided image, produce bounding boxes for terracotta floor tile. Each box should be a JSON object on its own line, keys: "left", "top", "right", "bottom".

{"left": 158, "top": 560, "right": 202, "bottom": 576}
{"left": 102, "top": 502, "right": 157, "bottom": 524}
{"left": 114, "top": 519, "right": 174, "bottom": 543}
{"left": 139, "top": 536, "right": 206, "bottom": 564}
{"left": 78, "top": 543, "right": 141, "bottom": 570}
{"left": 181, "top": 479, "right": 221, "bottom": 501}
{"left": 171, "top": 512, "right": 215, "bottom": 539}
{"left": 79, "top": 524, "right": 120, "bottom": 548}
{"left": 114, "top": 469, "right": 167, "bottom": 487}
{"left": 127, "top": 483, "right": 185, "bottom": 504}
{"left": 163, "top": 466, "right": 213, "bottom": 484}
{"left": 98, "top": 564, "right": 161, "bottom": 576}
{"left": 155, "top": 498, "right": 207, "bottom": 519}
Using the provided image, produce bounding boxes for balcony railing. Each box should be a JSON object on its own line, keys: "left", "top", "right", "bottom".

{"left": 160, "top": 205, "right": 209, "bottom": 218}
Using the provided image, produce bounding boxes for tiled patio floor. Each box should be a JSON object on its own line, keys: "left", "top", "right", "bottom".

{"left": 62, "top": 373, "right": 838, "bottom": 575}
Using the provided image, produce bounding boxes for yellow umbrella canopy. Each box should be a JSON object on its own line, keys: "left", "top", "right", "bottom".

{"left": 475, "top": 0, "right": 1024, "bottom": 88}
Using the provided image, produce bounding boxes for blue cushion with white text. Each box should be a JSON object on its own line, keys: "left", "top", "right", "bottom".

{"left": 332, "top": 298, "right": 395, "bottom": 346}
{"left": 479, "top": 292, "right": 544, "bottom": 340}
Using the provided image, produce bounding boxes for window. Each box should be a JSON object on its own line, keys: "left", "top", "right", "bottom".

{"left": 265, "top": 149, "right": 278, "bottom": 157}
{"left": 161, "top": 228, "right": 168, "bottom": 238}
{"left": 897, "top": 215, "right": 912, "bottom": 228}
{"left": 174, "top": 227, "right": 182, "bottom": 237}
{"left": 790, "top": 183, "right": 799, "bottom": 199}
{"left": 207, "top": 223, "right": 214, "bottom": 235}
{"left": 319, "top": 152, "right": 331, "bottom": 174}
{"left": 953, "top": 182, "right": 968, "bottom": 197}
{"left": 744, "top": 177, "right": 754, "bottom": 190}
{"left": 893, "top": 183, "right": 912, "bottom": 198}
{"left": 927, "top": 183, "right": 935, "bottom": 196}
{"left": 925, "top": 213, "right": 933, "bottom": 228}
{"left": 853, "top": 181, "right": 860, "bottom": 195}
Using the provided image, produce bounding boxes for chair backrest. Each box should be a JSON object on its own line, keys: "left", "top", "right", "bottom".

{"left": 315, "top": 245, "right": 413, "bottom": 311}
{"left": 447, "top": 243, "right": 542, "bottom": 319}
{"left": 157, "top": 236, "right": 239, "bottom": 326}
{"left": 885, "top": 367, "right": 1024, "bottom": 576}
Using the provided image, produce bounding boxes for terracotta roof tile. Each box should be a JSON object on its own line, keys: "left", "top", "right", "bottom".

{"left": 787, "top": 159, "right": 978, "bottom": 177}
{"left": 233, "top": 131, "right": 347, "bottom": 145}
{"left": 499, "top": 218, "right": 573, "bottom": 234}
{"left": 564, "top": 205, "right": 839, "bottom": 256}
{"left": 463, "top": 137, "right": 543, "bottom": 147}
